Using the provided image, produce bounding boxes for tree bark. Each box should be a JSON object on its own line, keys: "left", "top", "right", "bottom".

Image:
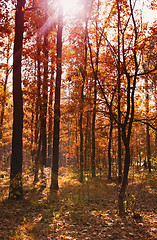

{"left": 155, "top": 79, "right": 157, "bottom": 157}
{"left": 0, "top": 37, "right": 10, "bottom": 140}
{"left": 79, "top": 100, "right": 84, "bottom": 182}
{"left": 108, "top": 116, "right": 113, "bottom": 179}
{"left": 33, "top": 35, "right": 41, "bottom": 183}
{"left": 145, "top": 77, "right": 151, "bottom": 173}
{"left": 9, "top": 0, "right": 25, "bottom": 200}
{"left": 50, "top": 3, "right": 63, "bottom": 190}
{"left": 79, "top": 10, "right": 88, "bottom": 182}
{"left": 40, "top": 3, "right": 49, "bottom": 184}
{"left": 118, "top": 127, "right": 131, "bottom": 215}
{"left": 118, "top": 0, "right": 138, "bottom": 216}
{"left": 91, "top": 78, "right": 97, "bottom": 177}
{"left": 117, "top": 0, "right": 122, "bottom": 183}
{"left": 47, "top": 56, "right": 54, "bottom": 167}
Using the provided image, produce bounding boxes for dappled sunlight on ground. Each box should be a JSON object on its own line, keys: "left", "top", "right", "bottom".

{"left": 0, "top": 167, "right": 157, "bottom": 239}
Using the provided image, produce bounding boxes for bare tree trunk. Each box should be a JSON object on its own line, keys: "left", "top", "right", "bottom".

{"left": 40, "top": 37, "right": 48, "bottom": 185}
{"left": 108, "top": 116, "right": 113, "bottom": 179}
{"left": 155, "top": 78, "right": 157, "bottom": 156}
{"left": 145, "top": 77, "right": 151, "bottom": 173}
{"left": 47, "top": 56, "right": 54, "bottom": 167}
{"left": 85, "top": 111, "right": 91, "bottom": 172}
{"left": 0, "top": 37, "right": 10, "bottom": 140}
{"left": 40, "top": 4, "right": 49, "bottom": 185}
{"left": 9, "top": 0, "right": 25, "bottom": 200}
{"left": 33, "top": 35, "right": 41, "bottom": 183}
{"left": 0, "top": 37, "right": 10, "bottom": 167}
{"left": 118, "top": 130, "right": 130, "bottom": 215}
{"left": 79, "top": 10, "right": 88, "bottom": 182}
{"left": 79, "top": 98, "right": 84, "bottom": 182}
{"left": 117, "top": 0, "right": 122, "bottom": 183}
{"left": 50, "top": 3, "right": 63, "bottom": 190}
{"left": 85, "top": 112, "right": 89, "bottom": 171}
{"left": 91, "top": 78, "right": 96, "bottom": 177}
{"left": 118, "top": 0, "right": 138, "bottom": 216}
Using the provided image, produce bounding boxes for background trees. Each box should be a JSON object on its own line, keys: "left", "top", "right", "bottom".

{"left": 0, "top": 0, "right": 157, "bottom": 215}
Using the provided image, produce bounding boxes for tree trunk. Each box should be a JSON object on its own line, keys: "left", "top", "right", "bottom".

{"left": 79, "top": 105, "right": 84, "bottom": 182}
{"left": 0, "top": 36, "right": 10, "bottom": 140}
{"left": 117, "top": 0, "right": 122, "bottom": 183}
{"left": 118, "top": 124, "right": 122, "bottom": 182}
{"left": 155, "top": 79, "right": 157, "bottom": 157}
{"left": 33, "top": 35, "right": 41, "bottom": 183}
{"left": 47, "top": 56, "right": 54, "bottom": 167}
{"left": 40, "top": 38, "right": 48, "bottom": 185}
{"left": 79, "top": 68, "right": 86, "bottom": 182}
{"left": 40, "top": 5, "right": 49, "bottom": 182}
{"left": 108, "top": 116, "right": 113, "bottom": 179}
{"left": 50, "top": 4, "right": 63, "bottom": 190}
{"left": 85, "top": 111, "right": 91, "bottom": 172}
{"left": 118, "top": 0, "right": 138, "bottom": 215}
{"left": 79, "top": 11, "right": 88, "bottom": 182}
{"left": 9, "top": 0, "right": 25, "bottom": 200}
{"left": 119, "top": 127, "right": 131, "bottom": 216}
{"left": 145, "top": 77, "right": 151, "bottom": 173}
{"left": 84, "top": 112, "right": 89, "bottom": 171}
{"left": 91, "top": 78, "right": 97, "bottom": 177}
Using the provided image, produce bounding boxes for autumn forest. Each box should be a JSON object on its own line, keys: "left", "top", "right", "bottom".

{"left": 0, "top": 0, "right": 157, "bottom": 239}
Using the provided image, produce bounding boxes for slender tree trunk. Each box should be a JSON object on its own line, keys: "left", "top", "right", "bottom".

{"left": 50, "top": 4, "right": 63, "bottom": 190}
{"left": 118, "top": 124, "right": 122, "bottom": 182}
{"left": 118, "top": 0, "right": 138, "bottom": 215}
{"left": 30, "top": 102, "right": 34, "bottom": 162}
{"left": 117, "top": 0, "right": 122, "bottom": 183}
{"left": 79, "top": 12, "right": 88, "bottom": 182}
{"left": 75, "top": 118, "right": 79, "bottom": 166}
{"left": 88, "top": 1, "right": 101, "bottom": 178}
{"left": 145, "top": 77, "right": 151, "bottom": 173}
{"left": 40, "top": 5, "right": 49, "bottom": 182}
{"left": 85, "top": 111, "right": 91, "bottom": 172}
{"left": 0, "top": 37, "right": 10, "bottom": 166}
{"left": 108, "top": 116, "right": 113, "bottom": 179}
{"left": 40, "top": 36, "right": 48, "bottom": 182}
{"left": 47, "top": 56, "right": 54, "bottom": 167}
{"left": 85, "top": 112, "right": 89, "bottom": 171}
{"left": 91, "top": 78, "right": 96, "bottom": 177}
{"left": 155, "top": 80, "right": 157, "bottom": 156}
{"left": 79, "top": 78, "right": 85, "bottom": 182}
{"left": 33, "top": 35, "right": 41, "bottom": 183}
{"left": 118, "top": 130, "right": 130, "bottom": 215}
{"left": 0, "top": 37, "right": 10, "bottom": 140}
{"left": 9, "top": 0, "right": 25, "bottom": 200}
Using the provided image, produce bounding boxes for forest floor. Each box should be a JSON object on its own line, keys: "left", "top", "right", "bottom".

{"left": 0, "top": 167, "right": 157, "bottom": 240}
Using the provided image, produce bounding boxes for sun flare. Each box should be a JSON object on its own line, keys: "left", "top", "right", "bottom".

{"left": 61, "top": 0, "right": 80, "bottom": 14}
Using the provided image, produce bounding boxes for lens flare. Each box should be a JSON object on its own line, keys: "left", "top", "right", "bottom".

{"left": 61, "top": 0, "right": 80, "bottom": 14}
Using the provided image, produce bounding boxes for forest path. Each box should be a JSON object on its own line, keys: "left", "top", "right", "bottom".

{"left": 0, "top": 167, "right": 157, "bottom": 239}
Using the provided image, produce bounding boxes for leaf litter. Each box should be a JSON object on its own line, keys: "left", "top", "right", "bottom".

{"left": 0, "top": 167, "right": 157, "bottom": 239}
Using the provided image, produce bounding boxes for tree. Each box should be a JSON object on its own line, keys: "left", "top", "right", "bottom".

{"left": 87, "top": 0, "right": 103, "bottom": 177}
{"left": 33, "top": 33, "right": 42, "bottom": 183}
{"left": 117, "top": 0, "right": 139, "bottom": 215}
{"left": 0, "top": 1, "right": 14, "bottom": 169}
{"left": 47, "top": 49, "right": 55, "bottom": 167}
{"left": 96, "top": 0, "right": 143, "bottom": 215}
{"left": 40, "top": 0, "right": 49, "bottom": 185}
{"left": 9, "top": 0, "right": 25, "bottom": 200}
{"left": 79, "top": 16, "right": 88, "bottom": 182}
{"left": 116, "top": 0, "right": 122, "bottom": 182}
{"left": 51, "top": 2, "right": 63, "bottom": 190}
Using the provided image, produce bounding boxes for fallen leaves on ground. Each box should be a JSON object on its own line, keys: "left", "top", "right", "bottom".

{"left": 0, "top": 167, "right": 157, "bottom": 239}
